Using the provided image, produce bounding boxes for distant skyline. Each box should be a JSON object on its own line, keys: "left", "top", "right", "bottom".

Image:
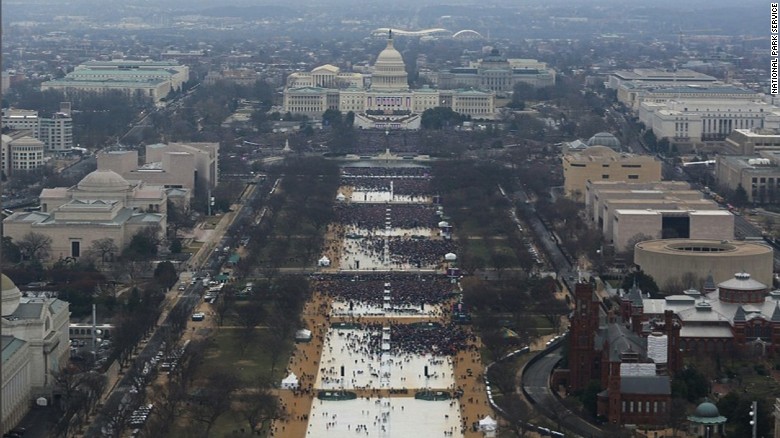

{"left": 0, "top": 0, "right": 768, "bottom": 41}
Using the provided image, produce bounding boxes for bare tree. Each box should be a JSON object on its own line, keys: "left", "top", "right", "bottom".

{"left": 239, "top": 377, "right": 285, "bottom": 434}
{"left": 235, "top": 301, "right": 265, "bottom": 355}
{"left": 192, "top": 371, "right": 241, "bottom": 435}
{"left": 103, "top": 391, "right": 142, "bottom": 438}
{"left": 618, "top": 232, "right": 654, "bottom": 264}
{"left": 213, "top": 285, "right": 236, "bottom": 327}
{"left": 87, "top": 238, "right": 119, "bottom": 263}
{"left": 680, "top": 271, "right": 701, "bottom": 290}
{"left": 17, "top": 231, "right": 52, "bottom": 262}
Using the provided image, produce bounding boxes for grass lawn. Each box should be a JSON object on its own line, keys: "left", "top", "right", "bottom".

{"left": 195, "top": 329, "right": 292, "bottom": 384}
{"left": 256, "top": 237, "right": 320, "bottom": 269}
{"left": 203, "top": 216, "right": 222, "bottom": 229}
{"left": 183, "top": 241, "right": 204, "bottom": 254}
{"left": 202, "top": 409, "right": 266, "bottom": 438}
{"left": 741, "top": 373, "right": 780, "bottom": 400}
{"left": 164, "top": 329, "right": 292, "bottom": 437}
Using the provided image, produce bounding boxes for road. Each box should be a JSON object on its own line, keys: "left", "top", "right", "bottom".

{"left": 84, "top": 179, "right": 264, "bottom": 437}
{"left": 522, "top": 345, "right": 603, "bottom": 438}
{"left": 514, "top": 189, "right": 575, "bottom": 284}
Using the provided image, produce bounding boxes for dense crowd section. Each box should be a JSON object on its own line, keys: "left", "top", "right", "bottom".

{"left": 317, "top": 275, "right": 455, "bottom": 306}
{"left": 361, "top": 323, "right": 472, "bottom": 357}
{"left": 341, "top": 235, "right": 455, "bottom": 269}
{"left": 341, "top": 167, "right": 430, "bottom": 178}
{"left": 387, "top": 237, "right": 457, "bottom": 267}
{"left": 343, "top": 178, "right": 432, "bottom": 197}
{"left": 327, "top": 323, "right": 471, "bottom": 357}
{"left": 335, "top": 204, "right": 436, "bottom": 229}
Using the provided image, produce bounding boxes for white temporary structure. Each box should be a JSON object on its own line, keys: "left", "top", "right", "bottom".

{"left": 281, "top": 373, "right": 299, "bottom": 390}
{"left": 444, "top": 253, "right": 457, "bottom": 261}
{"left": 336, "top": 192, "right": 346, "bottom": 201}
{"left": 295, "top": 329, "right": 312, "bottom": 342}
{"left": 438, "top": 221, "right": 450, "bottom": 228}
{"left": 479, "top": 416, "right": 498, "bottom": 432}
{"left": 318, "top": 256, "right": 331, "bottom": 267}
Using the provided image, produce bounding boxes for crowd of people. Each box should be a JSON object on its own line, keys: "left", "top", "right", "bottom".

{"left": 341, "top": 166, "right": 430, "bottom": 178}
{"left": 388, "top": 237, "right": 457, "bottom": 267}
{"left": 360, "top": 323, "right": 472, "bottom": 357}
{"left": 334, "top": 204, "right": 436, "bottom": 229}
{"left": 341, "top": 177, "right": 432, "bottom": 197}
{"left": 316, "top": 275, "right": 454, "bottom": 306}
{"left": 339, "top": 234, "right": 455, "bottom": 270}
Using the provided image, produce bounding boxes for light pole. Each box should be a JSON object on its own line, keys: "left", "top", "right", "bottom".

{"left": 749, "top": 400, "right": 757, "bottom": 438}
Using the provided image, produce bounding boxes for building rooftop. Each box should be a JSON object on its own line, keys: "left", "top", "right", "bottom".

{"left": 1, "top": 335, "right": 26, "bottom": 364}
{"left": 635, "top": 239, "right": 772, "bottom": 257}
{"left": 620, "top": 375, "right": 671, "bottom": 395}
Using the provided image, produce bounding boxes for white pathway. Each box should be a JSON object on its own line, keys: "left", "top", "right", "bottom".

{"left": 315, "top": 328, "right": 455, "bottom": 390}
{"left": 306, "top": 397, "right": 463, "bottom": 438}
{"left": 350, "top": 191, "right": 431, "bottom": 204}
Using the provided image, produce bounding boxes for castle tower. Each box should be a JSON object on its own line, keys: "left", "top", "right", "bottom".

{"left": 568, "top": 282, "right": 601, "bottom": 391}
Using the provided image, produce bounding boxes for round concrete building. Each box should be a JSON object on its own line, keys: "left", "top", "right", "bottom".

{"left": 634, "top": 239, "right": 774, "bottom": 291}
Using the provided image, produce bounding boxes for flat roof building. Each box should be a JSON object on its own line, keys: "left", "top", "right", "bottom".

{"left": 634, "top": 239, "right": 773, "bottom": 289}
{"left": 638, "top": 99, "right": 780, "bottom": 146}
{"left": 608, "top": 68, "right": 718, "bottom": 91}
{"left": 41, "top": 60, "right": 189, "bottom": 104}
{"left": 725, "top": 128, "right": 780, "bottom": 155}
{"left": 612, "top": 209, "right": 734, "bottom": 252}
{"left": 715, "top": 154, "right": 780, "bottom": 204}
{"left": 563, "top": 146, "right": 662, "bottom": 200}
{"left": 585, "top": 181, "right": 721, "bottom": 245}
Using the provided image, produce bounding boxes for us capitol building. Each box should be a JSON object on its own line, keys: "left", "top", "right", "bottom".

{"left": 282, "top": 31, "right": 496, "bottom": 129}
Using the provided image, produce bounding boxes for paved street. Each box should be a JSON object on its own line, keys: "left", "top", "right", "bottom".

{"left": 522, "top": 345, "right": 603, "bottom": 438}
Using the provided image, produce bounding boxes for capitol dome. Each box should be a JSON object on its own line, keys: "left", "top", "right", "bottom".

{"left": 376, "top": 40, "right": 404, "bottom": 65}
{"left": 371, "top": 30, "right": 409, "bottom": 92}
{"left": 587, "top": 132, "right": 621, "bottom": 151}
{"left": 2, "top": 274, "right": 22, "bottom": 317}
{"left": 77, "top": 169, "right": 132, "bottom": 192}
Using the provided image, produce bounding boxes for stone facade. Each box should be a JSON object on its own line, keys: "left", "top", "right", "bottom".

{"left": 282, "top": 33, "right": 496, "bottom": 122}
{"left": 3, "top": 170, "right": 166, "bottom": 262}
{"left": 563, "top": 146, "right": 662, "bottom": 200}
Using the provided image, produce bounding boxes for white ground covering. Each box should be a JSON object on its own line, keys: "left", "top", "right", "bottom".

{"left": 348, "top": 226, "right": 433, "bottom": 237}
{"left": 315, "top": 328, "right": 455, "bottom": 390}
{"left": 331, "top": 300, "right": 444, "bottom": 318}
{"left": 350, "top": 190, "right": 431, "bottom": 203}
{"left": 306, "top": 397, "right": 463, "bottom": 438}
{"left": 341, "top": 229, "right": 440, "bottom": 271}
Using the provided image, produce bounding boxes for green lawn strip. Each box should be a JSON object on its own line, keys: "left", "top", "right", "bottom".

{"left": 196, "top": 330, "right": 290, "bottom": 384}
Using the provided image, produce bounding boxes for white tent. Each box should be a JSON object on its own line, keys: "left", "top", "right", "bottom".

{"left": 295, "top": 329, "right": 312, "bottom": 342}
{"left": 438, "top": 221, "right": 450, "bottom": 228}
{"left": 479, "top": 416, "right": 498, "bottom": 432}
{"left": 281, "top": 373, "right": 299, "bottom": 390}
{"left": 336, "top": 192, "right": 346, "bottom": 201}
{"left": 318, "top": 256, "right": 331, "bottom": 267}
{"left": 444, "top": 253, "right": 457, "bottom": 261}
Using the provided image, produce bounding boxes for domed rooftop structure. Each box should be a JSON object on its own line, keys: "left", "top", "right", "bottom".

{"left": 371, "top": 30, "right": 409, "bottom": 92}
{"left": 580, "top": 145, "right": 620, "bottom": 158}
{"left": 77, "top": 169, "right": 132, "bottom": 192}
{"left": 2, "top": 274, "right": 22, "bottom": 317}
{"left": 718, "top": 272, "right": 767, "bottom": 291}
{"left": 718, "top": 272, "right": 768, "bottom": 304}
{"left": 688, "top": 400, "right": 727, "bottom": 432}
{"left": 587, "top": 132, "right": 621, "bottom": 151}
{"left": 483, "top": 48, "right": 508, "bottom": 63}
{"left": 693, "top": 401, "right": 720, "bottom": 418}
